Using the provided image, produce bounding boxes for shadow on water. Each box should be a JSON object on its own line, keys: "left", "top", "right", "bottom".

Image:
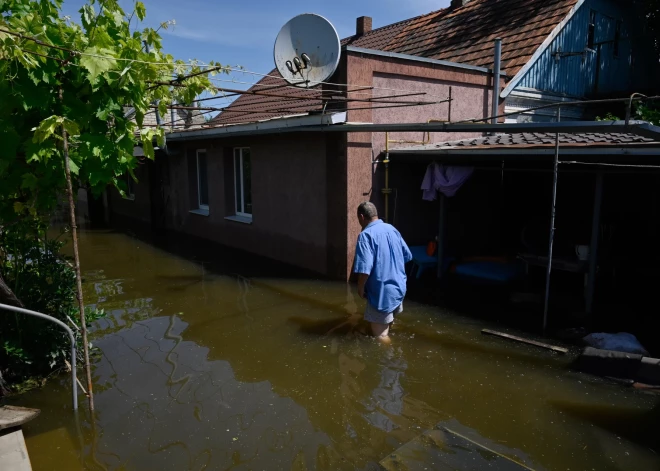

{"left": 33, "top": 221, "right": 657, "bottom": 470}
{"left": 287, "top": 313, "right": 569, "bottom": 370}
{"left": 548, "top": 400, "right": 660, "bottom": 453}
{"left": 110, "top": 218, "right": 323, "bottom": 281}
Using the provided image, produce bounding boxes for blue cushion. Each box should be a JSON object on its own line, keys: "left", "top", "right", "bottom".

{"left": 454, "top": 261, "right": 524, "bottom": 284}
{"left": 409, "top": 245, "right": 437, "bottom": 265}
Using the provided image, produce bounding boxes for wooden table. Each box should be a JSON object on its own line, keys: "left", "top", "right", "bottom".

{"left": 517, "top": 252, "right": 591, "bottom": 304}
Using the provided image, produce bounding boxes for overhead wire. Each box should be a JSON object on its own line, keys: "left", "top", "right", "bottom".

{"left": 458, "top": 95, "right": 660, "bottom": 125}
{"left": 5, "top": 27, "right": 659, "bottom": 135}
{"left": 3, "top": 27, "right": 451, "bottom": 100}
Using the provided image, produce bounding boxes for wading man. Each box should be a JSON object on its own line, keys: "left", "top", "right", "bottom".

{"left": 354, "top": 202, "right": 412, "bottom": 342}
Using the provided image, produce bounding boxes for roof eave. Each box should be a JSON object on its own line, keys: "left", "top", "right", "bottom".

{"left": 388, "top": 147, "right": 660, "bottom": 156}
{"left": 344, "top": 46, "right": 493, "bottom": 75}
{"left": 166, "top": 111, "right": 347, "bottom": 142}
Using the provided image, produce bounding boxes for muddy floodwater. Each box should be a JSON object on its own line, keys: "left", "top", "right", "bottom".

{"left": 9, "top": 229, "right": 660, "bottom": 470}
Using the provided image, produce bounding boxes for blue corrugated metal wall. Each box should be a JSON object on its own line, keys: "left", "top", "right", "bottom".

{"left": 515, "top": 0, "right": 653, "bottom": 97}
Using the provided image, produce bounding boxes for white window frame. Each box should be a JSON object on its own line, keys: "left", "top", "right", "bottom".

{"left": 233, "top": 147, "right": 251, "bottom": 219}
{"left": 196, "top": 149, "right": 209, "bottom": 211}
{"left": 124, "top": 172, "right": 135, "bottom": 200}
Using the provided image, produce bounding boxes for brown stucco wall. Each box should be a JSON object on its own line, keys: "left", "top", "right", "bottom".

{"left": 160, "top": 133, "right": 329, "bottom": 275}
{"left": 106, "top": 52, "right": 507, "bottom": 281}
{"left": 337, "top": 51, "right": 504, "bottom": 280}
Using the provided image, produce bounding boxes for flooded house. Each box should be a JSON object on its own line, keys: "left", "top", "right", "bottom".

{"left": 90, "top": 0, "right": 658, "bottom": 296}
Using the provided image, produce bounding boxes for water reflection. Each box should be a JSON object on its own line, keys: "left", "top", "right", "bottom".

{"left": 12, "top": 230, "right": 660, "bottom": 471}
{"left": 90, "top": 314, "right": 330, "bottom": 470}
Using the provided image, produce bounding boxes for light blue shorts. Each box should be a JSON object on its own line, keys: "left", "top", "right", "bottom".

{"left": 364, "top": 302, "right": 403, "bottom": 325}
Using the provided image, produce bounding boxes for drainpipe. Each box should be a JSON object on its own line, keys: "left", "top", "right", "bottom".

{"left": 383, "top": 133, "right": 391, "bottom": 223}
{"left": 492, "top": 38, "right": 502, "bottom": 124}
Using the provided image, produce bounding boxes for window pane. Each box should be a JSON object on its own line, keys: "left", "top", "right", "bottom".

{"left": 234, "top": 150, "right": 243, "bottom": 213}
{"left": 242, "top": 149, "right": 252, "bottom": 215}
{"left": 126, "top": 173, "right": 134, "bottom": 197}
{"left": 198, "top": 151, "right": 209, "bottom": 206}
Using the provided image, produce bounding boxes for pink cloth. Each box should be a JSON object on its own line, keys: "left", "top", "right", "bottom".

{"left": 421, "top": 163, "right": 474, "bottom": 200}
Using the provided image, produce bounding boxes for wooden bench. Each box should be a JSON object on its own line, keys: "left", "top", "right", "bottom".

{"left": 0, "top": 405, "right": 40, "bottom": 471}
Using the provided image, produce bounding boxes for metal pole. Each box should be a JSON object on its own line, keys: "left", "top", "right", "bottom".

{"left": 0, "top": 303, "right": 78, "bottom": 410}
{"left": 586, "top": 172, "right": 604, "bottom": 314}
{"left": 543, "top": 110, "right": 561, "bottom": 333}
{"left": 437, "top": 193, "right": 447, "bottom": 279}
{"left": 491, "top": 38, "right": 502, "bottom": 124}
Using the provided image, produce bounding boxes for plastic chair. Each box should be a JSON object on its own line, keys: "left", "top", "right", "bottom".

{"left": 408, "top": 246, "right": 438, "bottom": 279}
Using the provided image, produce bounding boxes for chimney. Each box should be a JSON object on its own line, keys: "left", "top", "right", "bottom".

{"left": 356, "top": 16, "right": 372, "bottom": 36}
{"left": 450, "top": 0, "right": 470, "bottom": 9}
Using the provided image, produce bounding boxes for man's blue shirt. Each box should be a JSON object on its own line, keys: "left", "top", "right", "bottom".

{"left": 353, "top": 220, "right": 413, "bottom": 313}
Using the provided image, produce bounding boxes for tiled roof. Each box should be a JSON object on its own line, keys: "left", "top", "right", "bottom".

{"left": 125, "top": 106, "right": 206, "bottom": 130}
{"left": 362, "top": 0, "right": 580, "bottom": 77}
{"left": 212, "top": 0, "right": 579, "bottom": 126}
{"left": 212, "top": 70, "right": 322, "bottom": 125}
{"left": 394, "top": 133, "right": 659, "bottom": 152}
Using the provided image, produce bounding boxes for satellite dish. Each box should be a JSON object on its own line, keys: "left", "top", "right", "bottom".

{"left": 274, "top": 13, "right": 341, "bottom": 87}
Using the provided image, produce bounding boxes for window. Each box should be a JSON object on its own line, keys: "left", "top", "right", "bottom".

{"left": 197, "top": 149, "right": 209, "bottom": 210}
{"left": 613, "top": 20, "right": 621, "bottom": 57}
{"left": 233, "top": 148, "right": 252, "bottom": 217}
{"left": 124, "top": 173, "right": 135, "bottom": 200}
{"left": 587, "top": 10, "right": 596, "bottom": 49}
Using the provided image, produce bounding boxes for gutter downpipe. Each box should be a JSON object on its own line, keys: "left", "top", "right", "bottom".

{"left": 383, "top": 134, "right": 391, "bottom": 222}
{"left": 492, "top": 38, "right": 502, "bottom": 125}
{"left": 0, "top": 303, "right": 78, "bottom": 410}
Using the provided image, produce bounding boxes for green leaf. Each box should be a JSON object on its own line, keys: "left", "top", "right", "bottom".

{"left": 21, "top": 173, "right": 38, "bottom": 190}
{"left": 135, "top": 1, "right": 146, "bottom": 21}
{"left": 79, "top": 47, "right": 117, "bottom": 84}
{"left": 80, "top": 4, "right": 96, "bottom": 29}
{"left": 142, "top": 136, "right": 154, "bottom": 159}
{"left": 135, "top": 109, "right": 144, "bottom": 128}
{"left": 32, "top": 116, "right": 62, "bottom": 143}
{"left": 62, "top": 118, "right": 80, "bottom": 137}
{"left": 67, "top": 158, "right": 80, "bottom": 175}
{"left": 95, "top": 99, "right": 121, "bottom": 121}
{"left": 158, "top": 100, "right": 168, "bottom": 118}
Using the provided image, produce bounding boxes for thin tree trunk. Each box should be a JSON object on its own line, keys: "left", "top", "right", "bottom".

{"left": 0, "top": 272, "right": 23, "bottom": 308}
{"left": 60, "top": 88, "right": 94, "bottom": 411}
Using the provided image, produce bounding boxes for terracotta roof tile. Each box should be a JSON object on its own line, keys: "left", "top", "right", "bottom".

{"left": 212, "top": 70, "right": 324, "bottom": 125}
{"left": 212, "top": 0, "right": 579, "bottom": 126}
{"left": 430, "top": 132, "right": 658, "bottom": 148}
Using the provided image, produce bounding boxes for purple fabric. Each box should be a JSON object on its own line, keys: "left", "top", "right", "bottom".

{"left": 421, "top": 163, "right": 474, "bottom": 200}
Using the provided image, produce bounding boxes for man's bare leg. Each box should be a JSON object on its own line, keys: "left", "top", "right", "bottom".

{"left": 371, "top": 322, "right": 391, "bottom": 344}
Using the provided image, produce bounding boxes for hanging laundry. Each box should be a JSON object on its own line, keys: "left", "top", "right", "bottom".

{"left": 421, "top": 163, "right": 474, "bottom": 200}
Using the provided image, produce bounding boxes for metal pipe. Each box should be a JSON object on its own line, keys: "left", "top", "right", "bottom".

{"left": 167, "top": 120, "right": 660, "bottom": 142}
{"left": 437, "top": 194, "right": 447, "bottom": 279}
{"left": 0, "top": 303, "right": 78, "bottom": 410}
{"left": 383, "top": 132, "right": 391, "bottom": 222}
{"left": 586, "top": 172, "right": 604, "bottom": 314}
{"left": 542, "top": 111, "right": 561, "bottom": 333}
{"left": 492, "top": 38, "right": 502, "bottom": 124}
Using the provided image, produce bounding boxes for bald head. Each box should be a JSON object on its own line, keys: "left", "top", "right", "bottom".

{"left": 357, "top": 202, "right": 379, "bottom": 229}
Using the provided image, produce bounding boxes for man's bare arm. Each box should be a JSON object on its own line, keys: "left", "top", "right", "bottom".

{"left": 357, "top": 273, "right": 369, "bottom": 299}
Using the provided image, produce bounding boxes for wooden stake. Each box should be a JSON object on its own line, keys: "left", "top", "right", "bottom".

{"left": 482, "top": 329, "right": 568, "bottom": 354}
{"left": 60, "top": 87, "right": 94, "bottom": 411}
